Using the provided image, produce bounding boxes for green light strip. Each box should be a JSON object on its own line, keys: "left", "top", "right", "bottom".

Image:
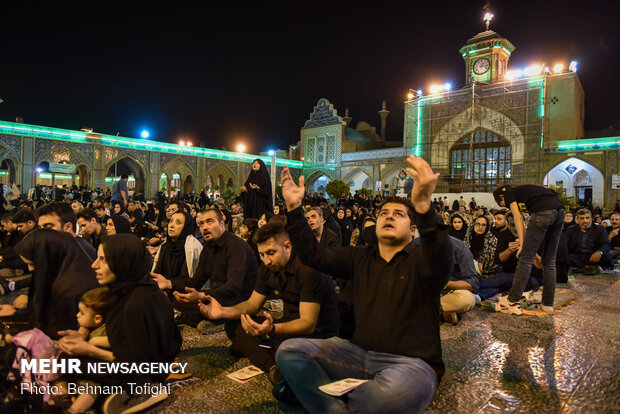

{"left": 37, "top": 173, "right": 74, "bottom": 179}
{"left": 416, "top": 101, "right": 422, "bottom": 156}
{"left": 547, "top": 136, "right": 620, "bottom": 152}
{"left": 0, "top": 120, "right": 304, "bottom": 168}
{"left": 540, "top": 79, "right": 545, "bottom": 148}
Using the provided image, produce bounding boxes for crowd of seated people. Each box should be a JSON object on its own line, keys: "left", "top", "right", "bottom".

{"left": 0, "top": 176, "right": 619, "bottom": 413}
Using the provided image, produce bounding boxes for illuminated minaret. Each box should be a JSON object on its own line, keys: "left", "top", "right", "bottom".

{"left": 378, "top": 101, "right": 390, "bottom": 141}
{"left": 342, "top": 107, "right": 352, "bottom": 126}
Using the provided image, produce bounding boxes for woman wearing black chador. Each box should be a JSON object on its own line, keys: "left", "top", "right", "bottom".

{"left": 241, "top": 159, "right": 273, "bottom": 219}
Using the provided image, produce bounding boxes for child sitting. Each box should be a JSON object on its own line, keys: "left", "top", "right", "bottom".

{"left": 60, "top": 287, "right": 111, "bottom": 413}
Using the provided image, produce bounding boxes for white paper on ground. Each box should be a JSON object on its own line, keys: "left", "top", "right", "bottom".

{"left": 319, "top": 378, "right": 368, "bottom": 396}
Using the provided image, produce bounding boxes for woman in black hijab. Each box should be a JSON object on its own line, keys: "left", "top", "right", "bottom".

{"left": 14, "top": 229, "right": 98, "bottom": 339}
{"left": 241, "top": 159, "right": 273, "bottom": 219}
{"left": 151, "top": 210, "right": 201, "bottom": 287}
{"left": 334, "top": 208, "right": 353, "bottom": 247}
{"left": 449, "top": 213, "right": 468, "bottom": 240}
{"left": 106, "top": 215, "right": 132, "bottom": 235}
{"left": 58, "top": 234, "right": 181, "bottom": 389}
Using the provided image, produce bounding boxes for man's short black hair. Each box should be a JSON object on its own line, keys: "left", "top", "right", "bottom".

{"left": 120, "top": 174, "right": 129, "bottom": 179}
{"left": 1, "top": 212, "right": 14, "bottom": 223}
{"left": 11, "top": 208, "right": 35, "bottom": 224}
{"left": 493, "top": 185, "right": 513, "bottom": 205}
{"left": 254, "top": 221, "right": 289, "bottom": 245}
{"left": 200, "top": 207, "right": 224, "bottom": 222}
{"left": 76, "top": 208, "right": 98, "bottom": 222}
{"left": 379, "top": 196, "right": 416, "bottom": 225}
{"left": 493, "top": 208, "right": 508, "bottom": 217}
{"left": 35, "top": 202, "right": 77, "bottom": 226}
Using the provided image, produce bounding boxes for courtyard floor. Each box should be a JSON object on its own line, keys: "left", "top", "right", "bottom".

{"left": 152, "top": 273, "right": 620, "bottom": 413}
{"left": 3, "top": 273, "right": 619, "bottom": 413}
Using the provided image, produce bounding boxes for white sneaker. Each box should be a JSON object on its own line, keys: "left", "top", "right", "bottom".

{"left": 524, "top": 290, "right": 542, "bottom": 304}
{"left": 496, "top": 295, "right": 523, "bottom": 315}
{"left": 540, "top": 305, "right": 554, "bottom": 315}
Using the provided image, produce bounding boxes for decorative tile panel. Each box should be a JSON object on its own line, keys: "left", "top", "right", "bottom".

{"left": 304, "top": 98, "right": 343, "bottom": 128}
{"left": 316, "top": 136, "right": 325, "bottom": 163}
{"left": 0, "top": 134, "right": 21, "bottom": 155}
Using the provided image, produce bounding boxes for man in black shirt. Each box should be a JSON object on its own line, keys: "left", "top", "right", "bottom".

{"left": 305, "top": 207, "right": 339, "bottom": 247}
{"left": 564, "top": 209, "right": 612, "bottom": 269}
{"left": 275, "top": 156, "right": 451, "bottom": 414}
{"left": 493, "top": 184, "right": 564, "bottom": 315}
{"left": 77, "top": 208, "right": 107, "bottom": 250}
{"left": 35, "top": 202, "right": 97, "bottom": 261}
{"left": 199, "top": 221, "right": 339, "bottom": 394}
{"left": 491, "top": 209, "right": 508, "bottom": 238}
{"left": 169, "top": 208, "right": 257, "bottom": 332}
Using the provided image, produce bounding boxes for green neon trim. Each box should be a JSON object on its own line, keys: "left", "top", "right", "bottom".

{"left": 0, "top": 121, "right": 304, "bottom": 168}
{"left": 540, "top": 84, "right": 545, "bottom": 147}
{"left": 555, "top": 137, "right": 620, "bottom": 150}
{"left": 37, "top": 173, "right": 74, "bottom": 179}
{"left": 416, "top": 101, "right": 422, "bottom": 156}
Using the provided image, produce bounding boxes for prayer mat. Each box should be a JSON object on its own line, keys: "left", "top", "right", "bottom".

{"left": 478, "top": 288, "right": 578, "bottom": 316}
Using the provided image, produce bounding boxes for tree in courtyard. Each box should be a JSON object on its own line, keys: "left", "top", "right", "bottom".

{"left": 357, "top": 187, "right": 372, "bottom": 197}
{"left": 325, "top": 179, "right": 350, "bottom": 198}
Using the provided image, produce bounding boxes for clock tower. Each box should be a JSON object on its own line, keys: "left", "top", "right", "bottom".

{"left": 459, "top": 29, "right": 515, "bottom": 85}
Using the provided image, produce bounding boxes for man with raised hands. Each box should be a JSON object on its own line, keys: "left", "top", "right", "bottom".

{"left": 275, "top": 156, "right": 452, "bottom": 414}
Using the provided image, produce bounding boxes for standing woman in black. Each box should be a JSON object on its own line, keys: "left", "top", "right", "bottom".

{"left": 240, "top": 159, "right": 273, "bottom": 219}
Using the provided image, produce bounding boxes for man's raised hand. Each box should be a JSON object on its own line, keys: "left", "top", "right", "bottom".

{"left": 280, "top": 166, "right": 305, "bottom": 211}
{"left": 405, "top": 155, "right": 439, "bottom": 214}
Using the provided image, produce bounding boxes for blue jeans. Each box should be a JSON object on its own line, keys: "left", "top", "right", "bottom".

{"left": 508, "top": 209, "right": 565, "bottom": 306}
{"left": 275, "top": 337, "right": 437, "bottom": 414}
{"left": 478, "top": 272, "right": 539, "bottom": 300}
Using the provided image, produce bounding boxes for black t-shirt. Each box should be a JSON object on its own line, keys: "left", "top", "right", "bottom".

{"left": 504, "top": 185, "right": 563, "bottom": 213}
{"left": 254, "top": 255, "right": 340, "bottom": 339}
{"left": 494, "top": 228, "right": 518, "bottom": 273}
{"left": 611, "top": 233, "right": 620, "bottom": 250}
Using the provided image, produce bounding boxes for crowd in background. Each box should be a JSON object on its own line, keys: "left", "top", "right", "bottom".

{"left": 1, "top": 164, "right": 620, "bottom": 413}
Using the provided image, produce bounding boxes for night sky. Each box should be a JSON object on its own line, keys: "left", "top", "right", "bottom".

{"left": 1, "top": 1, "right": 619, "bottom": 154}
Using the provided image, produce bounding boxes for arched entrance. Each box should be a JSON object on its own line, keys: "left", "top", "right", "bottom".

{"left": 0, "top": 159, "right": 16, "bottom": 185}
{"left": 309, "top": 175, "right": 331, "bottom": 196}
{"left": 75, "top": 165, "right": 89, "bottom": 188}
{"left": 343, "top": 169, "right": 372, "bottom": 194}
{"left": 381, "top": 167, "right": 411, "bottom": 196}
{"left": 159, "top": 173, "right": 168, "bottom": 192}
{"left": 543, "top": 157, "right": 604, "bottom": 207}
{"left": 105, "top": 157, "right": 146, "bottom": 195}
{"left": 183, "top": 175, "right": 193, "bottom": 194}
{"left": 35, "top": 161, "right": 75, "bottom": 187}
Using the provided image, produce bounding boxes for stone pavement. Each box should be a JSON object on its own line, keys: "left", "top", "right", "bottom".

{"left": 151, "top": 273, "right": 620, "bottom": 413}
{"left": 2, "top": 273, "right": 619, "bottom": 413}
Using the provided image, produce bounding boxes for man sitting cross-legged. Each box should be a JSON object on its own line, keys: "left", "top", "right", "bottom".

{"left": 439, "top": 236, "right": 479, "bottom": 325}
{"left": 565, "top": 208, "right": 613, "bottom": 270}
{"left": 275, "top": 156, "right": 452, "bottom": 414}
{"left": 198, "top": 220, "right": 339, "bottom": 402}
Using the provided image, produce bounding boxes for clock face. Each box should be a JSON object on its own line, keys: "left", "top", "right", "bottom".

{"left": 473, "top": 58, "right": 490, "bottom": 75}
